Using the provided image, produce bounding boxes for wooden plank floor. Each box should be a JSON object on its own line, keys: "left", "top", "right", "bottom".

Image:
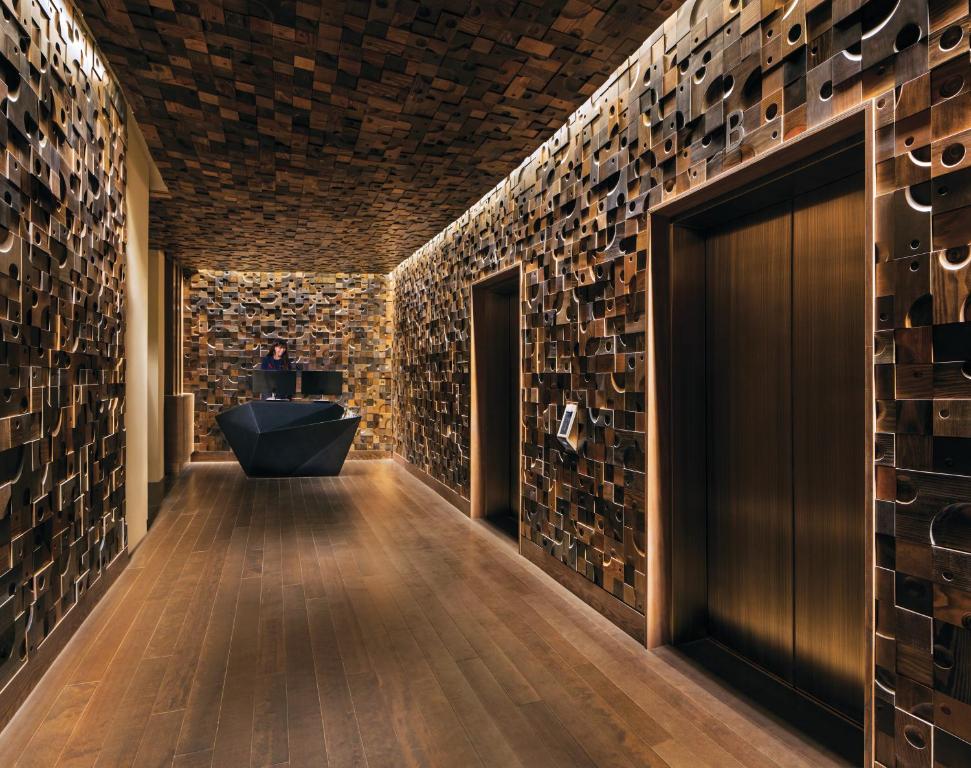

{"left": 0, "top": 461, "right": 852, "bottom": 767}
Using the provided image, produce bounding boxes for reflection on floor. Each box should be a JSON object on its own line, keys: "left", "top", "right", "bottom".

{"left": 0, "top": 461, "right": 852, "bottom": 767}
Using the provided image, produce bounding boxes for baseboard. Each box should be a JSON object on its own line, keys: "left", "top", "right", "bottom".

{"left": 520, "top": 538, "right": 647, "bottom": 646}
{"left": 147, "top": 478, "right": 174, "bottom": 529}
{"left": 191, "top": 451, "right": 235, "bottom": 462}
{"left": 193, "top": 449, "right": 391, "bottom": 463}
{"left": 347, "top": 449, "right": 391, "bottom": 460}
{"left": 392, "top": 453, "right": 471, "bottom": 516}
{"left": 0, "top": 550, "right": 131, "bottom": 732}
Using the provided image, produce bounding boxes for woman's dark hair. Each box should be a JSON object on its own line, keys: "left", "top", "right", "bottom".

{"left": 267, "top": 339, "right": 290, "bottom": 365}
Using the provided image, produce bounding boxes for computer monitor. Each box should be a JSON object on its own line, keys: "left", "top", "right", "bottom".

{"left": 301, "top": 370, "right": 343, "bottom": 398}
{"left": 252, "top": 370, "right": 297, "bottom": 399}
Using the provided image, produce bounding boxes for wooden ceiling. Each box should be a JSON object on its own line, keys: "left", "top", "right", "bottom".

{"left": 75, "top": 0, "right": 677, "bottom": 272}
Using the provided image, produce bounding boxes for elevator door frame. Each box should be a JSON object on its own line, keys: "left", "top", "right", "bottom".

{"left": 646, "top": 104, "right": 875, "bottom": 762}
{"left": 471, "top": 263, "right": 523, "bottom": 548}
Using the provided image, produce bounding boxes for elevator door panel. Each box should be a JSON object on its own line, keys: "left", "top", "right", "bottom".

{"left": 706, "top": 202, "right": 794, "bottom": 683}
{"left": 475, "top": 289, "right": 516, "bottom": 518}
{"left": 792, "top": 175, "right": 866, "bottom": 722}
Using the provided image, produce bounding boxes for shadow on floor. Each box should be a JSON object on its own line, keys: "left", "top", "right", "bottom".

{"left": 672, "top": 639, "right": 861, "bottom": 766}
{"left": 481, "top": 509, "right": 518, "bottom": 543}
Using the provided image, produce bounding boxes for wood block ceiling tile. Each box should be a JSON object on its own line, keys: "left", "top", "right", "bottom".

{"left": 74, "top": 0, "right": 682, "bottom": 272}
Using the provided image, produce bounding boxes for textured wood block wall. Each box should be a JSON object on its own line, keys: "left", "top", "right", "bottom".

{"left": 184, "top": 271, "right": 392, "bottom": 453}
{"left": 0, "top": 0, "right": 127, "bottom": 703}
{"left": 393, "top": 0, "right": 971, "bottom": 761}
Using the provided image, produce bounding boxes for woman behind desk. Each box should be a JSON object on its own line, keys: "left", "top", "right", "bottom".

{"left": 261, "top": 339, "right": 291, "bottom": 371}
{"left": 258, "top": 340, "right": 294, "bottom": 400}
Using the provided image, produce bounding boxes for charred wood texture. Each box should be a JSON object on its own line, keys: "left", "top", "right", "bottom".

{"left": 0, "top": 0, "right": 127, "bottom": 706}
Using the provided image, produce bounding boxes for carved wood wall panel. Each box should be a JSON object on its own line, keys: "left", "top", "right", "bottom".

{"left": 73, "top": 0, "right": 679, "bottom": 273}
{"left": 0, "top": 0, "right": 127, "bottom": 701}
{"left": 392, "top": 0, "right": 971, "bottom": 761}
{"left": 184, "top": 271, "right": 392, "bottom": 454}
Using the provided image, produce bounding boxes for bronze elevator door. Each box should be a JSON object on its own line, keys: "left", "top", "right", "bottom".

{"left": 472, "top": 269, "right": 521, "bottom": 539}
{"left": 704, "top": 173, "right": 865, "bottom": 722}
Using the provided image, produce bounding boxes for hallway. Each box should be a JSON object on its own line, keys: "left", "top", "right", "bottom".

{"left": 0, "top": 462, "right": 849, "bottom": 768}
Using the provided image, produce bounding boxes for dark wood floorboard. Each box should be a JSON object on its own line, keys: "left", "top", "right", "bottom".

{"left": 0, "top": 461, "right": 852, "bottom": 767}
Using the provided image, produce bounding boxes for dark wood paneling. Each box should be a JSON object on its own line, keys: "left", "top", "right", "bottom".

{"left": 706, "top": 201, "right": 794, "bottom": 683}
{"left": 164, "top": 257, "right": 181, "bottom": 397}
{"left": 472, "top": 268, "right": 521, "bottom": 523}
{"left": 508, "top": 292, "right": 520, "bottom": 513}
{"left": 792, "top": 175, "right": 867, "bottom": 723}
{"left": 669, "top": 224, "right": 708, "bottom": 643}
{"left": 476, "top": 284, "right": 509, "bottom": 517}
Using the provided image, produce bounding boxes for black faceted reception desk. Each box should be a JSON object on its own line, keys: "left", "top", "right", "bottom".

{"left": 216, "top": 401, "right": 360, "bottom": 477}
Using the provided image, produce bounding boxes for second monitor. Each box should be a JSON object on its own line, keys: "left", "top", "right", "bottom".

{"left": 301, "top": 370, "right": 343, "bottom": 398}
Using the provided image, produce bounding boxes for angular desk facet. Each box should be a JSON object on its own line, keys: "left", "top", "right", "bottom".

{"left": 216, "top": 401, "right": 360, "bottom": 477}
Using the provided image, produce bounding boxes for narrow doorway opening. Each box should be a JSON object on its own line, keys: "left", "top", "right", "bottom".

{"left": 472, "top": 266, "right": 522, "bottom": 542}
{"left": 651, "top": 121, "right": 871, "bottom": 765}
